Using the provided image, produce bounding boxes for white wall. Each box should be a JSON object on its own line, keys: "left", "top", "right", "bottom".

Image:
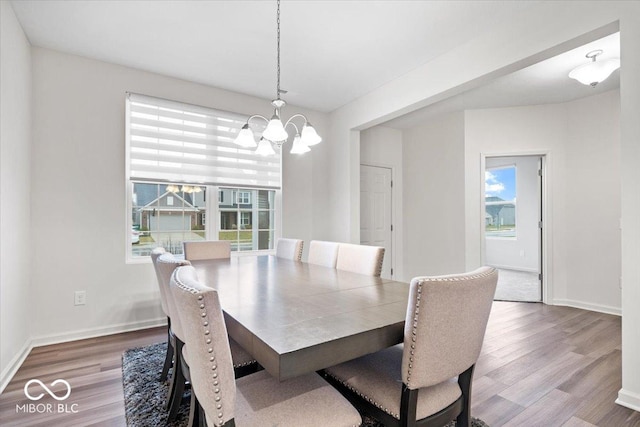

{"left": 29, "top": 48, "right": 328, "bottom": 342}
{"left": 0, "top": 1, "right": 33, "bottom": 390}
{"left": 464, "top": 90, "right": 621, "bottom": 313}
{"left": 618, "top": 11, "right": 640, "bottom": 410}
{"left": 402, "top": 112, "right": 466, "bottom": 280}
{"left": 565, "top": 92, "right": 621, "bottom": 311}
{"left": 485, "top": 156, "right": 541, "bottom": 273}
{"left": 360, "top": 125, "right": 403, "bottom": 280}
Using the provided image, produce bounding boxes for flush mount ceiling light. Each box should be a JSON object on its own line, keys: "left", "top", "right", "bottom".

{"left": 233, "top": 0, "right": 321, "bottom": 155}
{"left": 568, "top": 49, "right": 620, "bottom": 87}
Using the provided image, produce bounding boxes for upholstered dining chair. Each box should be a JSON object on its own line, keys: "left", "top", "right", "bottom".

{"left": 183, "top": 240, "right": 231, "bottom": 261}
{"left": 169, "top": 265, "right": 362, "bottom": 427}
{"left": 275, "top": 238, "right": 304, "bottom": 261}
{"left": 308, "top": 240, "right": 340, "bottom": 268}
{"left": 150, "top": 247, "right": 174, "bottom": 382}
{"left": 336, "top": 243, "right": 385, "bottom": 277}
{"left": 156, "top": 253, "right": 258, "bottom": 421}
{"left": 322, "top": 267, "right": 498, "bottom": 427}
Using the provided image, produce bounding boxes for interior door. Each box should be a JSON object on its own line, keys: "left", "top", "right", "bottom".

{"left": 360, "top": 165, "right": 393, "bottom": 278}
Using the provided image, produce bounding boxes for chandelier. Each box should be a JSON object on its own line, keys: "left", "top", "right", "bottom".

{"left": 568, "top": 49, "right": 620, "bottom": 87}
{"left": 233, "top": 0, "right": 322, "bottom": 155}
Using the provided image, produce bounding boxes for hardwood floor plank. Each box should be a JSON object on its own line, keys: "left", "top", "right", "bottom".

{"left": 502, "top": 389, "right": 577, "bottom": 427}
{"left": 562, "top": 416, "right": 598, "bottom": 427}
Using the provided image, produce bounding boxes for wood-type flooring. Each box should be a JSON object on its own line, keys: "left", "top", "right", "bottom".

{"left": 0, "top": 302, "right": 638, "bottom": 426}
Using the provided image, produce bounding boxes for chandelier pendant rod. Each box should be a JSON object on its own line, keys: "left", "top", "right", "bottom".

{"left": 276, "top": 0, "right": 281, "bottom": 101}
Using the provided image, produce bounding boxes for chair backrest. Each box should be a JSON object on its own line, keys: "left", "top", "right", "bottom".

{"left": 402, "top": 266, "right": 498, "bottom": 390}
{"left": 150, "top": 247, "right": 168, "bottom": 316}
{"left": 275, "top": 238, "right": 304, "bottom": 261}
{"left": 308, "top": 240, "right": 340, "bottom": 268}
{"left": 169, "top": 265, "right": 237, "bottom": 426}
{"left": 183, "top": 240, "right": 231, "bottom": 261}
{"left": 156, "top": 253, "right": 191, "bottom": 340}
{"left": 336, "top": 243, "right": 385, "bottom": 277}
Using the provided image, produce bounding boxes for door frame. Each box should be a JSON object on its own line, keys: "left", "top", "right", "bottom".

{"left": 480, "top": 151, "right": 551, "bottom": 304}
{"left": 360, "top": 162, "right": 396, "bottom": 279}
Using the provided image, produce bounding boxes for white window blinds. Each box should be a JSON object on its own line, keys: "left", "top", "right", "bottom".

{"left": 126, "top": 93, "right": 281, "bottom": 189}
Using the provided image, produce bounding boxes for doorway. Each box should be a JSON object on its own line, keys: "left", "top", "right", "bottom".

{"left": 360, "top": 164, "right": 393, "bottom": 278}
{"left": 485, "top": 155, "right": 543, "bottom": 302}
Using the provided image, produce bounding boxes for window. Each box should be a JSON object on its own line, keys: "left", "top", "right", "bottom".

{"left": 237, "top": 191, "right": 251, "bottom": 204}
{"left": 219, "top": 188, "right": 275, "bottom": 251}
{"left": 485, "top": 166, "right": 516, "bottom": 238}
{"left": 126, "top": 93, "right": 281, "bottom": 260}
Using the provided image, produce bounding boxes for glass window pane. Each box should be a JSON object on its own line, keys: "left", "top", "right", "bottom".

{"left": 218, "top": 187, "right": 275, "bottom": 251}
{"left": 131, "top": 182, "right": 207, "bottom": 257}
{"left": 485, "top": 166, "right": 516, "bottom": 238}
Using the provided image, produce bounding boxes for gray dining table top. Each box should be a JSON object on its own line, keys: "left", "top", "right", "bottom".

{"left": 190, "top": 255, "right": 410, "bottom": 381}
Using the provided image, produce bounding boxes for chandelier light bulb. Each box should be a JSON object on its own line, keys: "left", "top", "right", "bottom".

{"left": 234, "top": 124, "right": 257, "bottom": 147}
{"left": 255, "top": 138, "right": 276, "bottom": 156}
{"left": 290, "top": 134, "right": 311, "bottom": 154}
{"left": 301, "top": 123, "right": 322, "bottom": 146}
{"left": 263, "top": 114, "right": 289, "bottom": 142}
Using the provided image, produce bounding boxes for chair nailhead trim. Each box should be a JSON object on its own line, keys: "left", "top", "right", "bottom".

{"left": 406, "top": 281, "right": 423, "bottom": 388}
{"left": 325, "top": 372, "right": 400, "bottom": 419}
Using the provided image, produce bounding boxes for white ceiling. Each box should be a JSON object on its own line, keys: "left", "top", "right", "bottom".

{"left": 10, "top": 1, "right": 620, "bottom": 119}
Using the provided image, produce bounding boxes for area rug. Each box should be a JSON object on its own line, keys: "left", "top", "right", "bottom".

{"left": 122, "top": 342, "right": 490, "bottom": 427}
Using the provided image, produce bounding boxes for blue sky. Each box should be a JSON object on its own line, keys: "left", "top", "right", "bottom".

{"left": 485, "top": 167, "right": 516, "bottom": 201}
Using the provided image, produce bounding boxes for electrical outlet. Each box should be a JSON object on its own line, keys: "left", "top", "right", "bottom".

{"left": 74, "top": 291, "right": 86, "bottom": 306}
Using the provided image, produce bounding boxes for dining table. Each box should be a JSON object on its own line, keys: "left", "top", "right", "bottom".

{"left": 190, "top": 255, "right": 410, "bottom": 381}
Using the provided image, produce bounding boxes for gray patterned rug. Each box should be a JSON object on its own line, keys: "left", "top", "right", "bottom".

{"left": 122, "top": 342, "right": 490, "bottom": 427}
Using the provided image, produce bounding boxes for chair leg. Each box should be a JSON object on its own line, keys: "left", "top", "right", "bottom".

{"left": 166, "top": 337, "right": 185, "bottom": 415}
{"left": 456, "top": 364, "right": 475, "bottom": 427}
{"left": 188, "top": 391, "right": 200, "bottom": 427}
{"left": 167, "top": 356, "right": 186, "bottom": 420}
{"left": 160, "top": 320, "right": 173, "bottom": 382}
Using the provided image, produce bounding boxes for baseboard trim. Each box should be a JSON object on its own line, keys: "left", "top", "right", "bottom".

{"left": 0, "top": 339, "right": 33, "bottom": 394}
{"left": 616, "top": 388, "right": 640, "bottom": 412}
{"left": 491, "top": 265, "right": 539, "bottom": 273}
{"left": 31, "top": 317, "right": 167, "bottom": 348}
{"left": 0, "top": 318, "right": 167, "bottom": 394}
{"left": 553, "top": 299, "right": 621, "bottom": 316}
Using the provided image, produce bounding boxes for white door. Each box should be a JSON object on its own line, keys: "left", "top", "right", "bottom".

{"left": 360, "top": 165, "right": 393, "bottom": 278}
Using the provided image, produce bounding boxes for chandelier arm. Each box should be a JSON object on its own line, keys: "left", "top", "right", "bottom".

{"left": 247, "top": 114, "right": 270, "bottom": 125}
{"left": 283, "top": 121, "right": 300, "bottom": 135}
{"left": 283, "top": 113, "right": 308, "bottom": 129}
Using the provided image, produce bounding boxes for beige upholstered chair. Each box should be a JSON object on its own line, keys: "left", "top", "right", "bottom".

{"left": 169, "top": 265, "right": 362, "bottom": 427}
{"left": 156, "top": 253, "right": 257, "bottom": 421}
{"left": 336, "top": 243, "right": 385, "bottom": 277}
{"left": 308, "top": 240, "right": 340, "bottom": 268}
{"left": 183, "top": 240, "right": 231, "bottom": 261}
{"left": 150, "top": 247, "right": 173, "bottom": 381}
{"left": 275, "top": 238, "right": 304, "bottom": 261}
{"left": 323, "top": 267, "right": 498, "bottom": 427}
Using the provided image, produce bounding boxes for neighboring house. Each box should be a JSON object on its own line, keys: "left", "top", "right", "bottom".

{"left": 133, "top": 183, "right": 205, "bottom": 231}
{"left": 485, "top": 196, "right": 515, "bottom": 227}
{"left": 219, "top": 188, "right": 254, "bottom": 230}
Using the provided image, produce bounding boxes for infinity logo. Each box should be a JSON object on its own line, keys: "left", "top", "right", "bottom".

{"left": 24, "top": 379, "right": 72, "bottom": 401}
